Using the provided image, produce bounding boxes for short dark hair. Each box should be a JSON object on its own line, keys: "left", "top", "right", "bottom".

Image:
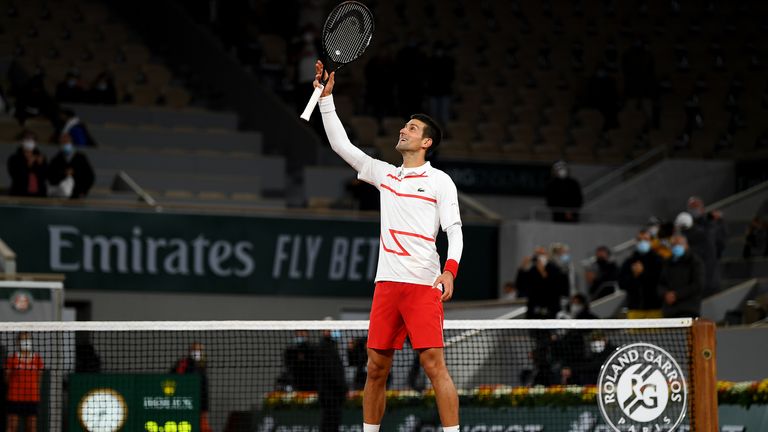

{"left": 410, "top": 113, "right": 442, "bottom": 159}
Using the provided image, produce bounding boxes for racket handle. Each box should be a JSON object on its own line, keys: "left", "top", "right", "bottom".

{"left": 300, "top": 85, "right": 324, "bottom": 121}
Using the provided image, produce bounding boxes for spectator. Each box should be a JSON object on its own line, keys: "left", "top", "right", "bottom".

{"left": 619, "top": 230, "right": 664, "bottom": 318}
{"left": 545, "top": 161, "right": 583, "bottom": 223}
{"left": 500, "top": 281, "right": 522, "bottom": 300}
{"left": 688, "top": 195, "right": 727, "bottom": 259}
{"left": 586, "top": 245, "right": 620, "bottom": 299}
{"left": 516, "top": 247, "right": 568, "bottom": 319}
{"left": 88, "top": 71, "right": 118, "bottom": 105}
{"left": 172, "top": 342, "right": 211, "bottom": 432}
{"left": 566, "top": 293, "right": 598, "bottom": 319}
{"left": 652, "top": 220, "right": 675, "bottom": 260}
{"left": 575, "top": 331, "right": 615, "bottom": 384}
{"left": 316, "top": 328, "right": 347, "bottom": 432}
{"left": 56, "top": 109, "right": 96, "bottom": 147}
{"left": 658, "top": 235, "right": 705, "bottom": 318}
{"left": 279, "top": 330, "right": 316, "bottom": 391}
{"left": 551, "top": 295, "right": 597, "bottom": 385}
{"left": 12, "top": 71, "right": 59, "bottom": 126}
{"left": 4, "top": 332, "right": 44, "bottom": 432}
{"left": 55, "top": 70, "right": 87, "bottom": 104}
{"left": 550, "top": 242, "right": 575, "bottom": 300}
{"left": 7, "top": 132, "right": 47, "bottom": 197}
{"left": 677, "top": 197, "right": 726, "bottom": 296}
{"left": 425, "top": 42, "right": 455, "bottom": 126}
{"left": 743, "top": 216, "right": 767, "bottom": 258}
{"left": 47, "top": 134, "right": 95, "bottom": 199}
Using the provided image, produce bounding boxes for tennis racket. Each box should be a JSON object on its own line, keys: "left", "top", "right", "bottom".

{"left": 299, "top": 1, "right": 374, "bottom": 121}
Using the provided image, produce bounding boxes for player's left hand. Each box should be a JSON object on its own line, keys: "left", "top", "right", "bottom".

{"left": 433, "top": 271, "right": 455, "bottom": 302}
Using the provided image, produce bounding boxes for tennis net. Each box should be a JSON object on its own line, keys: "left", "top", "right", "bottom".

{"left": 0, "top": 318, "right": 715, "bottom": 431}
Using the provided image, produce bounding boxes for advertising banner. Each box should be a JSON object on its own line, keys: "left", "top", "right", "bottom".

{"left": 0, "top": 205, "right": 498, "bottom": 299}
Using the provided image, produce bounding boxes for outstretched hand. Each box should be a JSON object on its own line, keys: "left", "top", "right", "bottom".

{"left": 314, "top": 60, "right": 335, "bottom": 97}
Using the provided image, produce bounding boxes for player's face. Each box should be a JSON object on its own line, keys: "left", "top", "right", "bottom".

{"left": 396, "top": 120, "right": 431, "bottom": 154}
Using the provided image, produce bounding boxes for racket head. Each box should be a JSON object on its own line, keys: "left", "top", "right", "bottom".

{"left": 322, "top": 1, "right": 374, "bottom": 70}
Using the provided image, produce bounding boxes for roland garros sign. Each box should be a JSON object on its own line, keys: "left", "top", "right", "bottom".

{"left": 598, "top": 343, "right": 687, "bottom": 432}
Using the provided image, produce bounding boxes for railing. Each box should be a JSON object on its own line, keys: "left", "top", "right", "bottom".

{"left": 458, "top": 192, "right": 502, "bottom": 220}
{"left": 704, "top": 179, "right": 768, "bottom": 213}
{"left": 582, "top": 146, "right": 667, "bottom": 202}
{"left": 110, "top": 171, "right": 161, "bottom": 210}
{"left": 528, "top": 206, "right": 652, "bottom": 225}
{"left": 0, "top": 238, "right": 16, "bottom": 276}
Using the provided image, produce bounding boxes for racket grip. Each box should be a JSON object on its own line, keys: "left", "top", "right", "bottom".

{"left": 300, "top": 85, "right": 324, "bottom": 121}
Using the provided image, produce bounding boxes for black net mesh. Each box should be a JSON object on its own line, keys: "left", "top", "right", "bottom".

{"left": 323, "top": 1, "right": 374, "bottom": 65}
{"left": 0, "top": 321, "right": 695, "bottom": 432}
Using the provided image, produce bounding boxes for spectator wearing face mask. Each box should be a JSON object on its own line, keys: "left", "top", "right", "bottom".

{"left": 585, "top": 245, "right": 620, "bottom": 300}
{"left": 658, "top": 235, "right": 704, "bottom": 318}
{"left": 675, "top": 210, "right": 718, "bottom": 295}
{"left": 685, "top": 196, "right": 726, "bottom": 295}
{"left": 5, "top": 332, "right": 44, "bottom": 432}
{"left": 545, "top": 161, "right": 583, "bottom": 223}
{"left": 172, "top": 342, "right": 211, "bottom": 432}
{"left": 550, "top": 242, "right": 575, "bottom": 300}
{"left": 567, "top": 294, "right": 598, "bottom": 319}
{"left": 516, "top": 247, "right": 568, "bottom": 319}
{"left": 55, "top": 70, "right": 88, "bottom": 104}
{"left": 7, "top": 131, "right": 47, "bottom": 197}
{"left": 88, "top": 71, "right": 118, "bottom": 105}
{"left": 47, "top": 133, "right": 95, "bottom": 199}
{"left": 620, "top": 230, "right": 664, "bottom": 319}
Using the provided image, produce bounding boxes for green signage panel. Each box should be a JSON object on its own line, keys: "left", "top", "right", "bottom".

{"left": 0, "top": 205, "right": 498, "bottom": 298}
{"left": 68, "top": 373, "right": 200, "bottom": 432}
{"left": 255, "top": 404, "right": 767, "bottom": 431}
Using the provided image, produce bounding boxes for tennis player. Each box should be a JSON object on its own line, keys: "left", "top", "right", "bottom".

{"left": 313, "top": 60, "right": 462, "bottom": 432}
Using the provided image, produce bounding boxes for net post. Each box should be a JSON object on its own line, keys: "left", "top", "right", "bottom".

{"left": 691, "top": 319, "right": 718, "bottom": 431}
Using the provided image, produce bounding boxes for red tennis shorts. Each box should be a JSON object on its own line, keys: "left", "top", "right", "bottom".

{"left": 367, "top": 281, "right": 444, "bottom": 350}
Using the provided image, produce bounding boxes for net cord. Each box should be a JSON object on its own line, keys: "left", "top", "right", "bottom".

{"left": 0, "top": 318, "right": 693, "bottom": 332}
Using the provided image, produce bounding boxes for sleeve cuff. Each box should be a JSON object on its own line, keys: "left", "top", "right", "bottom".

{"left": 318, "top": 95, "right": 335, "bottom": 113}
{"left": 444, "top": 259, "right": 459, "bottom": 279}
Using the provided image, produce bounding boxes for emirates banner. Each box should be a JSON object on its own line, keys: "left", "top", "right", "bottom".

{"left": 0, "top": 205, "right": 497, "bottom": 299}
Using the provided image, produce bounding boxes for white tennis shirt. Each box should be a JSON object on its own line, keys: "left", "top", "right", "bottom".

{"left": 319, "top": 96, "right": 463, "bottom": 286}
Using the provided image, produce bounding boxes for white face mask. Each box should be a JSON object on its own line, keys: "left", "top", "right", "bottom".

{"left": 537, "top": 255, "right": 548, "bottom": 266}
{"left": 20, "top": 340, "right": 33, "bottom": 351}
{"left": 590, "top": 340, "right": 606, "bottom": 353}
{"left": 555, "top": 168, "right": 567, "bottom": 178}
{"left": 191, "top": 351, "right": 202, "bottom": 361}
{"left": 571, "top": 304, "right": 584, "bottom": 316}
{"left": 22, "top": 140, "right": 36, "bottom": 151}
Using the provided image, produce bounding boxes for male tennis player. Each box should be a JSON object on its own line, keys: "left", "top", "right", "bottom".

{"left": 313, "top": 60, "right": 462, "bottom": 432}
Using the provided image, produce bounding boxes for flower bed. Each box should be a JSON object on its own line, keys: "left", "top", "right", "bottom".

{"left": 264, "top": 380, "right": 768, "bottom": 410}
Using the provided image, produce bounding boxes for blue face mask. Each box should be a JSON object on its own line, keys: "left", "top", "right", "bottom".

{"left": 62, "top": 143, "right": 74, "bottom": 155}
{"left": 559, "top": 254, "right": 571, "bottom": 264}
{"left": 671, "top": 245, "right": 686, "bottom": 259}
{"left": 636, "top": 240, "right": 651, "bottom": 254}
{"left": 330, "top": 330, "right": 342, "bottom": 341}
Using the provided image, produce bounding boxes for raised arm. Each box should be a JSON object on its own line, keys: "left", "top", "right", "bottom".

{"left": 314, "top": 61, "right": 371, "bottom": 173}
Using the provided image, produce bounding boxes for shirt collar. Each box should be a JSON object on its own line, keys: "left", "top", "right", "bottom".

{"left": 398, "top": 161, "right": 431, "bottom": 177}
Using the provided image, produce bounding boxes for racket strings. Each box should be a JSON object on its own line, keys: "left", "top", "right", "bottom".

{"left": 322, "top": 3, "right": 374, "bottom": 65}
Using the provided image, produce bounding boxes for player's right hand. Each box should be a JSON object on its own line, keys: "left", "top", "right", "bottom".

{"left": 314, "top": 60, "right": 335, "bottom": 97}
